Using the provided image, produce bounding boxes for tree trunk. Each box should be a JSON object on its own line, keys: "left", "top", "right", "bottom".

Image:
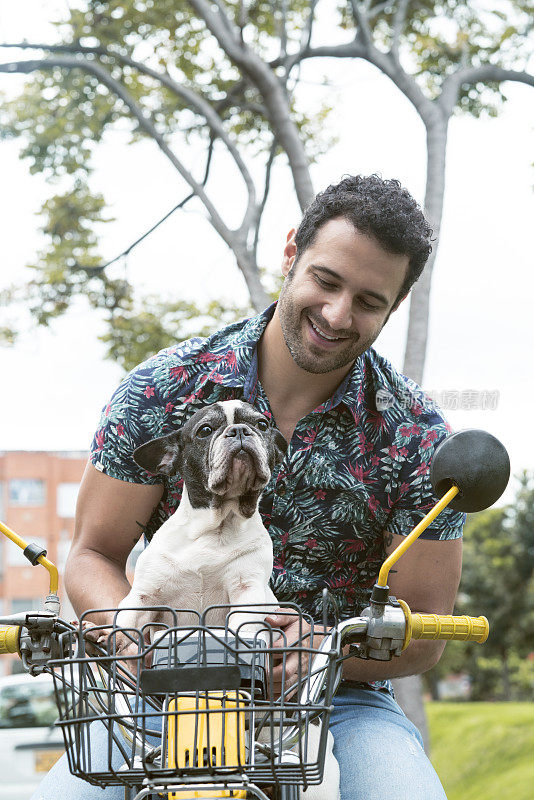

{"left": 391, "top": 675, "right": 431, "bottom": 751}
{"left": 501, "top": 648, "right": 512, "bottom": 701}
{"left": 393, "top": 113, "right": 451, "bottom": 753}
{"left": 236, "top": 247, "right": 273, "bottom": 312}
{"left": 402, "top": 114, "right": 449, "bottom": 384}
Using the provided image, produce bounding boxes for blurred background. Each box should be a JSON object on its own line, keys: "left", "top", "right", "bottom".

{"left": 0, "top": 2, "right": 533, "bottom": 798}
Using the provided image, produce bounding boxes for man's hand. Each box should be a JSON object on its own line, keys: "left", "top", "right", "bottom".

{"left": 264, "top": 608, "right": 326, "bottom": 697}
{"left": 80, "top": 619, "right": 150, "bottom": 675}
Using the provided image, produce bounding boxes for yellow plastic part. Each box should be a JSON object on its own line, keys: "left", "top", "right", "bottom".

{"left": 411, "top": 613, "right": 489, "bottom": 643}
{"left": 397, "top": 599, "right": 413, "bottom": 652}
{"left": 0, "top": 626, "right": 21, "bottom": 655}
{"left": 399, "top": 599, "right": 489, "bottom": 649}
{"left": 166, "top": 692, "right": 247, "bottom": 799}
{"left": 377, "top": 486, "right": 460, "bottom": 588}
{"left": 0, "top": 519, "right": 59, "bottom": 594}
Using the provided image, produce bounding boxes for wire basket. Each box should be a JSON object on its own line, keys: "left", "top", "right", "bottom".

{"left": 49, "top": 603, "right": 339, "bottom": 792}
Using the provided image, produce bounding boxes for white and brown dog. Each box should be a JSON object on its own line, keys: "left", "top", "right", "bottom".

{"left": 117, "top": 399, "right": 339, "bottom": 800}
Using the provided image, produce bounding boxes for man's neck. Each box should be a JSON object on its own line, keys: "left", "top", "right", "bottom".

{"left": 257, "top": 306, "right": 353, "bottom": 419}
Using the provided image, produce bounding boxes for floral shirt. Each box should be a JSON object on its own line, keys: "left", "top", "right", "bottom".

{"left": 91, "top": 303, "right": 464, "bottom": 689}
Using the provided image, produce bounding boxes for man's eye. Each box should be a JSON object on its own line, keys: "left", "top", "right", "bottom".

{"left": 196, "top": 425, "right": 213, "bottom": 438}
{"left": 359, "top": 298, "right": 379, "bottom": 310}
{"left": 315, "top": 275, "right": 336, "bottom": 290}
{"left": 257, "top": 419, "right": 269, "bottom": 431}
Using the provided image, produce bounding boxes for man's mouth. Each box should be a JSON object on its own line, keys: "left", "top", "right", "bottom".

{"left": 307, "top": 316, "right": 348, "bottom": 347}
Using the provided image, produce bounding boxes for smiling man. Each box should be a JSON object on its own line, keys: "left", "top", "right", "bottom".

{"left": 32, "top": 175, "right": 462, "bottom": 800}
{"left": 257, "top": 215, "right": 410, "bottom": 440}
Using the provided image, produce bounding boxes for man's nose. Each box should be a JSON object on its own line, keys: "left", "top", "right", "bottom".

{"left": 321, "top": 296, "right": 353, "bottom": 331}
{"left": 224, "top": 424, "right": 252, "bottom": 439}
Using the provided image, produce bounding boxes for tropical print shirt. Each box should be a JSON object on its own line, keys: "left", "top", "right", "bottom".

{"left": 91, "top": 303, "right": 464, "bottom": 690}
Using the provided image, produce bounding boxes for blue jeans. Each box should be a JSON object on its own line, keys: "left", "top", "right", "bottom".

{"left": 31, "top": 685, "right": 446, "bottom": 800}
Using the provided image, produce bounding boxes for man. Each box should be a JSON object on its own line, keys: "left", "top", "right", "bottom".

{"left": 33, "top": 175, "right": 462, "bottom": 799}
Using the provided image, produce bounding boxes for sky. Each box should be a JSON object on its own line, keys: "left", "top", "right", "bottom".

{"left": 0, "top": 2, "right": 533, "bottom": 507}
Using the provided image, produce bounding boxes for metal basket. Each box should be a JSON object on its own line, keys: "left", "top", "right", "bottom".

{"left": 49, "top": 604, "right": 339, "bottom": 793}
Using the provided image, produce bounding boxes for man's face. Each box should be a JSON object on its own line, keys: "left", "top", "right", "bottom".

{"left": 277, "top": 217, "right": 409, "bottom": 375}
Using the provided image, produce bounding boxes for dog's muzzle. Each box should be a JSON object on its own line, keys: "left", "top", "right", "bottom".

{"left": 208, "top": 424, "right": 270, "bottom": 496}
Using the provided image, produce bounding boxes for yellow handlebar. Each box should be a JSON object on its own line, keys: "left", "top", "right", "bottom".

{"left": 0, "top": 626, "right": 21, "bottom": 655}
{"left": 399, "top": 599, "right": 489, "bottom": 650}
{"left": 0, "top": 520, "right": 58, "bottom": 595}
{"left": 411, "top": 613, "right": 489, "bottom": 642}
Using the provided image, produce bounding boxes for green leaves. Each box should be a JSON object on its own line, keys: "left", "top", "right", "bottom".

{"left": 99, "top": 297, "right": 252, "bottom": 371}
{"left": 1, "top": 0, "right": 531, "bottom": 365}
{"left": 0, "top": 169, "right": 252, "bottom": 369}
{"left": 341, "top": 0, "right": 531, "bottom": 114}
{"left": 426, "top": 471, "right": 534, "bottom": 700}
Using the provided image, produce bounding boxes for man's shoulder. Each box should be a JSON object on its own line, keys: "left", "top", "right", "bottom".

{"left": 360, "top": 348, "right": 451, "bottom": 433}
{"left": 127, "top": 312, "right": 260, "bottom": 382}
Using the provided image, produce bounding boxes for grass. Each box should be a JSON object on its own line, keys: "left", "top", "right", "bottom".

{"left": 427, "top": 702, "right": 534, "bottom": 800}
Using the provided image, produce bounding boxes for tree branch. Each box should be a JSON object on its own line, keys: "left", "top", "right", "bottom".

{"left": 349, "top": 0, "right": 373, "bottom": 49}
{"left": 253, "top": 137, "right": 278, "bottom": 259}
{"left": 0, "top": 41, "right": 257, "bottom": 218}
{"left": 283, "top": 0, "right": 318, "bottom": 79}
{"left": 301, "top": 40, "right": 438, "bottom": 123}
{"left": 440, "top": 64, "right": 534, "bottom": 114}
{"left": 210, "top": 0, "right": 239, "bottom": 39}
{"left": 391, "top": 0, "right": 410, "bottom": 61}
{"left": 84, "top": 134, "right": 218, "bottom": 275}
{"left": 188, "top": 0, "right": 314, "bottom": 209}
{"left": 278, "top": 0, "right": 289, "bottom": 65}
{"left": 0, "top": 56, "right": 238, "bottom": 248}
{"left": 368, "top": 1, "right": 392, "bottom": 20}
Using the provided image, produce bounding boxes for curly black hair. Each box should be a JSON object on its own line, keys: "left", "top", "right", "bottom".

{"left": 294, "top": 174, "right": 433, "bottom": 303}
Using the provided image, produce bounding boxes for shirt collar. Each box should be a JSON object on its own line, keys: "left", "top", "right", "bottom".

{"left": 310, "top": 357, "right": 364, "bottom": 415}
{"left": 203, "top": 300, "right": 365, "bottom": 415}
{"left": 201, "top": 302, "right": 276, "bottom": 391}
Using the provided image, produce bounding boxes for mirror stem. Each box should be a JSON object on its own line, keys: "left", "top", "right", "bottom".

{"left": 376, "top": 485, "right": 460, "bottom": 589}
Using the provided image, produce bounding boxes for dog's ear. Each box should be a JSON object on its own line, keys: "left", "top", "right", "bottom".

{"left": 269, "top": 427, "right": 288, "bottom": 468}
{"left": 133, "top": 431, "right": 183, "bottom": 476}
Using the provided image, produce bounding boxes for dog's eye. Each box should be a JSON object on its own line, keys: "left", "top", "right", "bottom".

{"left": 256, "top": 419, "right": 269, "bottom": 431}
{"left": 196, "top": 425, "right": 213, "bottom": 438}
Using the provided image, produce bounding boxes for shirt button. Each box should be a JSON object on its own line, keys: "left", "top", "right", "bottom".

{"left": 277, "top": 481, "right": 287, "bottom": 496}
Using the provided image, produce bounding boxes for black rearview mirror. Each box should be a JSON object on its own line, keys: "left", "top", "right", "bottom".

{"left": 430, "top": 429, "right": 510, "bottom": 513}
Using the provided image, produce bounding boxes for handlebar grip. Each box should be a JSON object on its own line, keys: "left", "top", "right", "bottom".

{"left": 411, "top": 614, "right": 489, "bottom": 643}
{"left": 0, "top": 626, "right": 21, "bottom": 655}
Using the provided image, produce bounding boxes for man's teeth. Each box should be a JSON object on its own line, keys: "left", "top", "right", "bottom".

{"left": 311, "top": 321, "right": 341, "bottom": 341}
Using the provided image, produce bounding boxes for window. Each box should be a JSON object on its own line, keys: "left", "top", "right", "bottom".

{"left": 57, "top": 483, "right": 80, "bottom": 518}
{"left": 8, "top": 479, "right": 45, "bottom": 507}
{"left": 8, "top": 538, "right": 47, "bottom": 568}
{"left": 10, "top": 598, "right": 42, "bottom": 615}
{"left": 0, "top": 678, "right": 58, "bottom": 728}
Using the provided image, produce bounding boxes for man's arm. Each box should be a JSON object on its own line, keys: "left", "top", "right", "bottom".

{"left": 65, "top": 462, "right": 163, "bottom": 625}
{"left": 267, "top": 532, "right": 462, "bottom": 686}
{"left": 341, "top": 531, "right": 462, "bottom": 681}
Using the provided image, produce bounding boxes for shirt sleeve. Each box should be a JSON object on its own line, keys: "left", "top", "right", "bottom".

{"left": 89, "top": 353, "right": 171, "bottom": 485}
{"left": 385, "top": 417, "right": 465, "bottom": 541}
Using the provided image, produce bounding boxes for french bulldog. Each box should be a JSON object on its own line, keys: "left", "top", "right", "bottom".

{"left": 115, "top": 399, "right": 339, "bottom": 800}
{"left": 116, "top": 400, "right": 286, "bottom": 634}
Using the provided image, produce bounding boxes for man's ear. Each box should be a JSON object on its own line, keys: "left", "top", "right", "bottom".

{"left": 270, "top": 428, "right": 288, "bottom": 467}
{"left": 281, "top": 228, "right": 297, "bottom": 278}
{"left": 133, "top": 431, "right": 183, "bottom": 476}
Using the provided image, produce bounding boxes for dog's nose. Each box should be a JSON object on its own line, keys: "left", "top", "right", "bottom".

{"left": 224, "top": 424, "right": 252, "bottom": 439}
